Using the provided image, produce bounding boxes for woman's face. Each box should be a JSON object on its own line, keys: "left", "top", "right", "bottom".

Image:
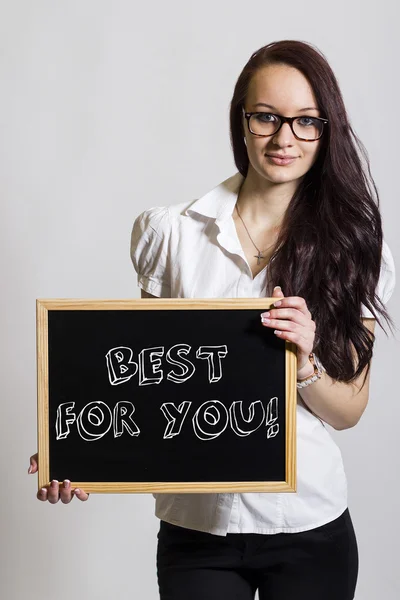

{"left": 243, "top": 64, "right": 323, "bottom": 186}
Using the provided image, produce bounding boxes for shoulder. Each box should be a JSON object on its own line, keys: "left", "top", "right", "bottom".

{"left": 381, "top": 239, "right": 396, "bottom": 276}
{"left": 131, "top": 199, "right": 197, "bottom": 237}
{"left": 379, "top": 238, "right": 396, "bottom": 302}
{"left": 361, "top": 238, "right": 396, "bottom": 318}
{"left": 131, "top": 205, "right": 170, "bottom": 239}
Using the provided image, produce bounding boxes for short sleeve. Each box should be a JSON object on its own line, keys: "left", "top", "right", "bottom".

{"left": 361, "top": 239, "right": 396, "bottom": 318}
{"left": 130, "top": 206, "right": 171, "bottom": 297}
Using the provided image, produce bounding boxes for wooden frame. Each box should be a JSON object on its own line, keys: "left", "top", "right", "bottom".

{"left": 37, "top": 298, "right": 297, "bottom": 494}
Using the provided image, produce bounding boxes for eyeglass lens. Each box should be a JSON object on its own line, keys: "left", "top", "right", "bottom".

{"left": 250, "top": 113, "right": 323, "bottom": 140}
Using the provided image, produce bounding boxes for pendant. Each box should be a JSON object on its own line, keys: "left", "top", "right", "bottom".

{"left": 254, "top": 251, "right": 264, "bottom": 265}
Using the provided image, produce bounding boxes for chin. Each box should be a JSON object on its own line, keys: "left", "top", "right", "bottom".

{"left": 262, "top": 168, "right": 302, "bottom": 184}
{"left": 250, "top": 161, "right": 306, "bottom": 185}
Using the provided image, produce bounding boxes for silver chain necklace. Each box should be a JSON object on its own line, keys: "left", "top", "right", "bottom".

{"left": 235, "top": 202, "right": 277, "bottom": 265}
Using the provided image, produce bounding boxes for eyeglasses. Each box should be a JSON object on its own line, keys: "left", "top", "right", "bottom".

{"left": 242, "top": 107, "right": 328, "bottom": 142}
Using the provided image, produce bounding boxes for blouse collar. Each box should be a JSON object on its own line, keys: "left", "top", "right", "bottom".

{"left": 184, "top": 172, "right": 244, "bottom": 227}
{"left": 184, "top": 172, "right": 246, "bottom": 259}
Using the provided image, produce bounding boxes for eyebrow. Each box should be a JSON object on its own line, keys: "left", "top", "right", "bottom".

{"left": 252, "top": 102, "right": 319, "bottom": 112}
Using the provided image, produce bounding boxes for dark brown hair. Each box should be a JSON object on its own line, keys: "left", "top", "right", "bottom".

{"left": 229, "top": 40, "right": 395, "bottom": 385}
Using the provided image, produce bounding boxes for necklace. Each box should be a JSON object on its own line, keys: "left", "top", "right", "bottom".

{"left": 235, "top": 202, "right": 278, "bottom": 265}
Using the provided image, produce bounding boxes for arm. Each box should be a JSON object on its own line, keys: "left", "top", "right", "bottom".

{"left": 297, "top": 317, "right": 375, "bottom": 431}
{"left": 262, "top": 288, "right": 377, "bottom": 431}
{"left": 143, "top": 288, "right": 373, "bottom": 431}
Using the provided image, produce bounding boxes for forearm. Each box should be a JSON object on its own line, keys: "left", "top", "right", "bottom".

{"left": 296, "top": 361, "right": 369, "bottom": 430}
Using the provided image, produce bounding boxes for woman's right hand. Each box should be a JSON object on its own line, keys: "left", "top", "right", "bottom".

{"left": 28, "top": 453, "right": 90, "bottom": 504}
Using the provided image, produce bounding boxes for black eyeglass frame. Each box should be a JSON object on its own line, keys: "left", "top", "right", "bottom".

{"left": 242, "top": 107, "right": 329, "bottom": 142}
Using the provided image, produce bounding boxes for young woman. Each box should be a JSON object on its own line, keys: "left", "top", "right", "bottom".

{"left": 29, "top": 40, "right": 396, "bottom": 600}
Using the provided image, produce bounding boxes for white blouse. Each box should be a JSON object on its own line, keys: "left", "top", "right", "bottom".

{"left": 130, "top": 171, "right": 396, "bottom": 536}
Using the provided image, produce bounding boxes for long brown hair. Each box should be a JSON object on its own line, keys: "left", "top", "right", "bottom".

{"left": 229, "top": 40, "right": 395, "bottom": 385}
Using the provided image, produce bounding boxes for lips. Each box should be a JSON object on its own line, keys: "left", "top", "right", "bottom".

{"left": 266, "top": 154, "right": 298, "bottom": 165}
{"left": 267, "top": 154, "right": 297, "bottom": 159}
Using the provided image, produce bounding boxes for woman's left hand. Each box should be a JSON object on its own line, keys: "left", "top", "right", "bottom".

{"left": 260, "top": 286, "right": 316, "bottom": 376}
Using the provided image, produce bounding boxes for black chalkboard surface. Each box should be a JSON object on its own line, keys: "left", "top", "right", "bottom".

{"left": 36, "top": 299, "right": 297, "bottom": 493}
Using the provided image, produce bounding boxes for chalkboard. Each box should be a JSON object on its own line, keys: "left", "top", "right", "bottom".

{"left": 36, "top": 299, "right": 297, "bottom": 494}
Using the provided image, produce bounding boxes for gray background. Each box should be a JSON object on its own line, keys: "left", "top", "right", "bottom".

{"left": 1, "top": 1, "right": 398, "bottom": 599}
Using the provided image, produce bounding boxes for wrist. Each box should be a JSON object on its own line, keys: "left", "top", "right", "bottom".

{"left": 297, "top": 359, "right": 315, "bottom": 381}
{"left": 296, "top": 353, "right": 324, "bottom": 389}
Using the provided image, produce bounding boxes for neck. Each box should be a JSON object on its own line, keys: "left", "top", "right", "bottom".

{"left": 236, "top": 165, "right": 300, "bottom": 229}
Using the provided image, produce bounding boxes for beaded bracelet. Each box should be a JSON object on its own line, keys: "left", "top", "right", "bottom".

{"left": 296, "top": 352, "right": 324, "bottom": 389}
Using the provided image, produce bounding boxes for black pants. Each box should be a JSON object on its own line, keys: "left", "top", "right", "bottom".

{"left": 156, "top": 508, "right": 358, "bottom": 599}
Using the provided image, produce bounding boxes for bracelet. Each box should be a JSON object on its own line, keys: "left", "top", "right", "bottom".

{"left": 296, "top": 352, "right": 323, "bottom": 389}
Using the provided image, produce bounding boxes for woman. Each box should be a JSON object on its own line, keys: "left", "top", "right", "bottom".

{"left": 29, "top": 40, "right": 396, "bottom": 599}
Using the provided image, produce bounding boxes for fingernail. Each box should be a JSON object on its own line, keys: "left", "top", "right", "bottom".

{"left": 64, "top": 480, "right": 70, "bottom": 489}
{"left": 40, "top": 488, "right": 47, "bottom": 494}
{"left": 261, "top": 312, "right": 270, "bottom": 318}
{"left": 75, "top": 488, "right": 80, "bottom": 494}
{"left": 273, "top": 301, "right": 282, "bottom": 307}
{"left": 51, "top": 480, "right": 57, "bottom": 487}
{"left": 273, "top": 286, "right": 281, "bottom": 291}
{"left": 28, "top": 465, "right": 32, "bottom": 474}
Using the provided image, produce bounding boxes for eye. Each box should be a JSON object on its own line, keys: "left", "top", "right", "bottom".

{"left": 297, "top": 117, "right": 316, "bottom": 127}
{"left": 255, "top": 112, "right": 277, "bottom": 123}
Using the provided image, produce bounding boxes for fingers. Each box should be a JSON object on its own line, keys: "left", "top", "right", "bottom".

{"left": 262, "top": 308, "right": 310, "bottom": 328}
{"left": 272, "top": 296, "right": 311, "bottom": 317}
{"left": 47, "top": 479, "right": 61, "bottom": 504}
{"left": 272, "top": 286, "right": 284, "bottom": 298}
{"left": 36, "top": 480, "right": 90, "bottom": 503}
{"left": 28, "top": 453, "right": 38, "bottom": 474}
{"left": 30, "top": 453, "right": 90, "bottom": 503}
{"left": 37, "top": 487, "right": 48, "bottom": 501}
{"left": 59, "top": 480, "right": 74, "bottom": 504}
{"left": 263, "top": 291, "right": 315, "bottom": 353}
{"left": 263, "top": 292, "right": 314, "bottom": 328}
{"left": 74, "top": 488, "right": 90, "bottom": 502}
{"left": 60, "top": 481, "right": 90, "bottom": 503}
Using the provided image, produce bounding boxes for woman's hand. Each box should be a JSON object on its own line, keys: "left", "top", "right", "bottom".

{"left": 261, "top": 286, "right": 316, "bottom": 378}
{"left": 28, "top": 453, "right": 90, "bottom": 504}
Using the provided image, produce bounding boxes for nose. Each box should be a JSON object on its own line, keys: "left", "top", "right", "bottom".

{"left": 271, "top": 121, "right": 295, "bottom": 146}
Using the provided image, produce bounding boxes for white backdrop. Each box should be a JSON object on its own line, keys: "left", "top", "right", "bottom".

{"left": 1, "top": 1, "right": 398, "bottom": 599}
